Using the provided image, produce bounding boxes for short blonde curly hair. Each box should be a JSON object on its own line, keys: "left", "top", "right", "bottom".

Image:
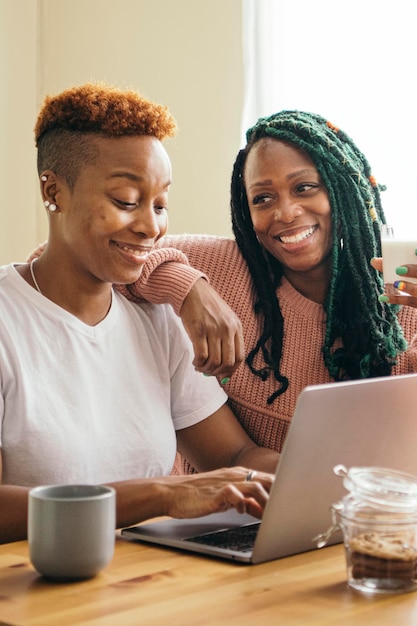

{"left": 36, "top": 83, "right": 177, "bottom": 188}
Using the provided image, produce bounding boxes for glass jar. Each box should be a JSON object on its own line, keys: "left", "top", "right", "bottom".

{"left": 318, "top": 465, "right": 417, "bottom": 594}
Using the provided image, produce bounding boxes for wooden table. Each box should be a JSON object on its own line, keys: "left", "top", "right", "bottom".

{"left": 1, "top": 534, "right": 417, "bottom": 625}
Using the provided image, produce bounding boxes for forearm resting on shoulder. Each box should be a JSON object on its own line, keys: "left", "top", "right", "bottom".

{"left": 27, "top": 243, "right": 205, "bottom": 315}
{"left": 118, "top": 253, "right": 206, "bottom": 315}
{"left": 120, "top": 253, "right": 244, "bottom": 377}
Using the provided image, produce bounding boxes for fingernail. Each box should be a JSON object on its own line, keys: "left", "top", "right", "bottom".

{"left": 396, "top": 266, "right": 408, "bottom": 275}
{"left": 220, "top": 377, "right": 230, "bottom": 385}
{"left": 379, "top": 295, "right": 389, "bottom": 303}
{"left": 394, "top": 280, "right": 406, "bottom": 290}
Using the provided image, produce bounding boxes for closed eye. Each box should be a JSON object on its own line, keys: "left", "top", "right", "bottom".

{"left": 114, "top": 199, "right": 168, "bottom": 214}
{"left": 115, "top": 199, "right": 137, "bottom": 210}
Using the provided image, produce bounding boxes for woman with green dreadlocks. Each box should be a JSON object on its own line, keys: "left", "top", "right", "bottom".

{"left": 30, "top": 110, "right": 417, "bottom": 471}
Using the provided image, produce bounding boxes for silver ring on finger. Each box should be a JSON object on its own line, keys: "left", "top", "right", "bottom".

{"left": 245, "top": 470, "right": 257, "bottom": 482}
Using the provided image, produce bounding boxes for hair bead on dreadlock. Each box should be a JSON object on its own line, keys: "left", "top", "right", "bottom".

{"left": 369, "top": 206, "right": 378, "bottom": 222}
{"left": 231, "top": 110, "right": 407, "bottom": 404}
{"left": 326, "top": 121, "right": 340, "bottom": 133}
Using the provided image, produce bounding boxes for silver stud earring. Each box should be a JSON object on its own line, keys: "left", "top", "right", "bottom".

{"left": 41, "top": 175, "right": 47, "bottom": 182}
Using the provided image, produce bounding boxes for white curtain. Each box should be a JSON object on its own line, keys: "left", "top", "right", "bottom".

{"left": 241, "top": 0, "right": 417, "bottom": 229}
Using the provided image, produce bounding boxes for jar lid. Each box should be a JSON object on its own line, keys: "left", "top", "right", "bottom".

{"left": 335, "top": 465, "right": 417, "bottom": 511}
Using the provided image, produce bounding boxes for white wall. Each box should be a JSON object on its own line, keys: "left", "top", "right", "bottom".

{"left": 0, "top": 0, "right": 243, "bottom": 264}
{"left": 241, "top": 0, "right": 417, "bottom": 231}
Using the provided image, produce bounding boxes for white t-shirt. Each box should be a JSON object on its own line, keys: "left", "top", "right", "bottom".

{"left": 0, "top": 264, "right": 227, "bottom": 486}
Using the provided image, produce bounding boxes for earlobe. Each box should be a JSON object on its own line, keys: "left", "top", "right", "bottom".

{"left": 44, "top": 201, "right": 57, "bottom": 212}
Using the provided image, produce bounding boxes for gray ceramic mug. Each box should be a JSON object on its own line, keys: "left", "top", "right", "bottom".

{"left": 28, "top": 484, "right": 116, "bottom": 581}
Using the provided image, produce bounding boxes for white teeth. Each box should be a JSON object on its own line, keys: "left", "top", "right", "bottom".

{"left": 121, "top": 245, "right": 148, "bottom": 257}
{"left": 279, "top": 227, "right": 315, "bottom": 244}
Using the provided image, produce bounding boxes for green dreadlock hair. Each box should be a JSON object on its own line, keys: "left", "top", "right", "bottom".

{"left": 231, "top": 110, "right": 407, "bottom": 404}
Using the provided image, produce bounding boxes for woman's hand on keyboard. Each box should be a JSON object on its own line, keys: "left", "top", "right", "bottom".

{"left": 160, "top": 467, "right": 274, "bottom": 520}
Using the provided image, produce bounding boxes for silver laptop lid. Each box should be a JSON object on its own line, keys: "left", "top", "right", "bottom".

{"left": 252, "top": 373, "right": 417, "bottom": 562}
{"left": 122, "top": 373, "right": 417, "bottom": 564}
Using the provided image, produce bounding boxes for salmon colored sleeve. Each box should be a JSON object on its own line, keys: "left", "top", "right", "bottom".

{"left": 406, "top": 333, "right": 417, "bottom": 371}
{"left": 394, "top": 307, "right": 417, "bottom": 374}
{"left": 115, "top": 247, "right": 207, "bottom": 315}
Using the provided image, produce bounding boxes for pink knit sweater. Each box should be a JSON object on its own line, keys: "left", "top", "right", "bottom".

{"left": 120, "top": 234, "right": 417, "bottom": 455}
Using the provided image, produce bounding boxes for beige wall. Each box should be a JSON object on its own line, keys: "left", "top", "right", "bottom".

{"left": 0, "top": 0, "right": 39, "bottom": 264}
{"left": 0, "top": 0, "right": 243, "bottom": 265}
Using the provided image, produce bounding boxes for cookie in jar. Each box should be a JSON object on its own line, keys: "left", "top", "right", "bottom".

{"left": 317, "top": 465, "right": 417, "bottom": 594}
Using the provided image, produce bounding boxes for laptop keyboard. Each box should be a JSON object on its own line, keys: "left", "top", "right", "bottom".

{"left": 187, "top": 522, "right": 260, "bottom": 553}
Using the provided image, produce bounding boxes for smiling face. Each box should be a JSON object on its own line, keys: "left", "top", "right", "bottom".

{"left": 49, "top": 134, "right": 171, "bottom": 287}
{"left": 244, "top": 138, "right": 333, "bottom": 288}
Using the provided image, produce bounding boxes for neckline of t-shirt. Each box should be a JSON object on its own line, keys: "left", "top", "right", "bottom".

{"left": 8, "top": 263, "right": 118, "bottom": 339}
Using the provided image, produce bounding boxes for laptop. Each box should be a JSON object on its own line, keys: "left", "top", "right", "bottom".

{"left": 122, "top": 373, "right": 417, "bottom": 564}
